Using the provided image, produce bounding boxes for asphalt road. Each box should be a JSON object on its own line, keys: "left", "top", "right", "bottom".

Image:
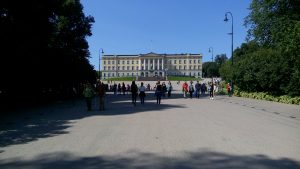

{"left": 0, "top": 90, "right": 300, "bottom": 169}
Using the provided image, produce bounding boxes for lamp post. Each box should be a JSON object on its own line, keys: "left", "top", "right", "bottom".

{"left": 208, "top": 47, "right": 214, "bottom": 84}
{"left": 165, "top": 68, "right": 168, "bottom": 81}
{"left": 224, "top": 12, "right": 233, "bottom": 94}
{"left": 209, "top": 47, "right": 214, "bottom": 98}
{"left": 99, "top": 48, "right": 104, "bottom": 80}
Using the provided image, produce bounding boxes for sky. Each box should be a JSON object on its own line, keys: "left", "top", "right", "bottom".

{"left": 81, "top": 0, "right": 252, "bottom": 70}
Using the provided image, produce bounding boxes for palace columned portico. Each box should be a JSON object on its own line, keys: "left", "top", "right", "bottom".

{"left": 101, "top": 52, "right": 202, "bottom": 79}
{"left": 138, "top": 56, "right": 166, "bottom": 77}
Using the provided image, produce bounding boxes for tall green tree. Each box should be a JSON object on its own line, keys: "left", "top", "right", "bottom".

{"left": 225, "top": 0, "right": 300, "bottom": 96}
{"left": 214, "top": 54, "right": 228, "bottom": 67}
{"left": 0, "top": 0, "right": 96, "bottom": 107}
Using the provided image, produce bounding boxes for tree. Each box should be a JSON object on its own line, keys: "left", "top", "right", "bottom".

{"left": 236, "top": 0, "right": 300, "bottom": 96}
{"left": 214, "top": 54, "right": 228, "bottom": 67}
{"left": 202, "top": 62, "right": 219, "bottom": 78}
{"left": 0, "top": 0, "right": 96, "bottom": 108}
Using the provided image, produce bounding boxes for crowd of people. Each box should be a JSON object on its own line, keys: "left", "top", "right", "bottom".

{"left": 82, "top": 80, "right": 231, "bottom": 111}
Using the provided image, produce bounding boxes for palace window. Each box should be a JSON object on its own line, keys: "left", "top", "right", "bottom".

{"left": 132, "top": 66, "right": 134, "bottom": 70}
{"left": 112, "top": 66, "right": 115, "bottom": 70}
{"left": 174, "top": 60, "right": 177, "bottom": 64}
{"left": 132, "top": 60, "right": 134, "bottom": 64}
{"left": 194, "top": 60, "right": 196, "bottom": 64}
{"left": 103, "top": 61, "right": 106, "bottom": 64}
{"left": 189, "top": 60, "right": 192, "bottom": 64}
{"left": 122, "top": 61, "right": 125, "bottom": 64}
{"left": 127, "top": 61, "right": 129, "bottom": 64}
{"left": 108, "top": 61, "right": 110, "bottom": 64}
{"left": 103, "top": 73, "right": 106, "bottom": 77}
{"left": 103, "top": 66, "right": 106, "bottom": 70}
{"left": 179, "top": 60, "right": 181, "bottom": 64}
{"left": 112, "top": 61, "right": 115, "bottom": 64}
{"left": 184, "top": 60, "right": 186, "bottom": 64}
{"left": 118, "top": 60, "right": 120, "bottom": 64}
{"left": 127, "top": 66, "right": 130, "bottom": 70}
{"left": 122, "top": 66, "right": 125, "bottom": 70}
{"left": 108, "top": 66, "right": 110, "bottom": 70}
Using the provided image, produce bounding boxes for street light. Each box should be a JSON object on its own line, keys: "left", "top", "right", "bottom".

{"left": 209, "top": 47, "right": 214, "bottom": 98}
{"left": 224, "top": 12, "right": 234, "bottom": 94}
{"left": 165, "top": 68, "right": 168, "bottom": 81}
{"left": 99, "top": 48, "right": 104, "bottom": 80}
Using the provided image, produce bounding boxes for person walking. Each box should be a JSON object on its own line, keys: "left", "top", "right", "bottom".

{"left": 189, "top": 81, "right": 194, "bottom": 99}
{"left": 98, "top": 81, "right": 106, "bottom": 111}
{"left": 83, "top": 82, "right": 94, "bottom": 111}
{"left": 131, "top": 81, "right": 138, "bottom": 106}
{"left": 155, "top": 80, "right": 162, "bottom": 104}
{"left": 139, "top": 82, "right": 146, "bottom": 104}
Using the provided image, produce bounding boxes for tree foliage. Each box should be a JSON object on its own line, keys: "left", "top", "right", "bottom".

{"left": 203, "top": 54, "right": 227, "bottom": 78}
{"left": 220, "top": 0, "right": 300, "bottom": 96}
{"left": 0, "top": 0, "right": 96, "bottom": 107}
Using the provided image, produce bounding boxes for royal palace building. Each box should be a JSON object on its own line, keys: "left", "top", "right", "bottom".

{"left": 101, "top": 52, "right": 202, "bottom": 79}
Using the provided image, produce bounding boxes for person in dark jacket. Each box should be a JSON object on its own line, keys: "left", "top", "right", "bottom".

{"left": 131, "top": 81, "right": 138, "bottom": 106}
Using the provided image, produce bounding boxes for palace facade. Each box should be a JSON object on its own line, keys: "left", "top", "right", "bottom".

{"left": 101, "top": 52, "right": 202, "bottom": 79}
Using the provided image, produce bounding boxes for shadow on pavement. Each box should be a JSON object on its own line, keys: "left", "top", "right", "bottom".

{"left": 0, "top": 150, "right": 299, "bottom": 169}
{"left": 0, "top": 93, "right": 190, "bottom": 147}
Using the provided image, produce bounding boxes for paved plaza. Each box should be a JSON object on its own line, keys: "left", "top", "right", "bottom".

{"left": 0, "top": 82, "right": 300, "bottom": 169}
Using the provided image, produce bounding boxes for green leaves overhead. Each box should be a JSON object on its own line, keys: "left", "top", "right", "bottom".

{"left": 0, "top": 0, "right": 96, "bottom": 101}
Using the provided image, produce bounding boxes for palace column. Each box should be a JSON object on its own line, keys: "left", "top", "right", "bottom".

{"left": 143, "top": 58, "right": 146, "bottom": 70}
{"left": 148, "top": 58, "right": 150, "bottom": 70}
{"left": 158, "top": 58, "right": 160, "bottom": 70}
{"left": 139, "top": 58, "right": 141, "bottom": 70}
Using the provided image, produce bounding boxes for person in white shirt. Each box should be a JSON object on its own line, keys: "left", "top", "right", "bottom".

{"left": 139, "top": 82, "right": 146, "bottom": 104}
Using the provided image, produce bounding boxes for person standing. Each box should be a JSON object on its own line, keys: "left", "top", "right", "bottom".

{"left": 155, "top": 80, "right": 162, "bottom": 104}
{"left": 166, "top": 81, "right": 172, "bottom": 97}
{"left": 195, "top": 81, "right": 200, "bottom": 98}
{"left": 182, "top": 81, "right": 188, "bottom": 98}
{"left": 227, "top": 83, "right": 232, "bottom": 97}
{"left": 131, "top": 81, "right": 138, "bottom": 106}
{"left": 209, "top": 82, "right": 214, "bottom": 100}
{"left": 189, "top": 81, "right": 194, "bottom": 99}
{"left": 122, "top": 82, "right": 126, "bottom": 95}
{"left": 139, "top": 82, "right": 146, "bottom": 104}
{"left": 98, "top": 82, "right": 106, "bottom": 111}
{"left": 83, "top": 82, "right": 94, "bottom": 111}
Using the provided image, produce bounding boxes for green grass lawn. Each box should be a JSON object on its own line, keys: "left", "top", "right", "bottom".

{"left": 167, "top": 76, "right": 202, "bottom": 81}
{"left": 103, "top": 77, "right": 136, "bottom": 81}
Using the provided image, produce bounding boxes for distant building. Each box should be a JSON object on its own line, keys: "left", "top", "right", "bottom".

{"left": 101, "top": 52, "right": 202, "bottom": 79}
